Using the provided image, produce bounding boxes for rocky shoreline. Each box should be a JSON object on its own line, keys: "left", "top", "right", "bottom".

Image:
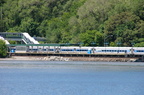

{"left": 0, "top": 56, "right": 141, "bottom": 62}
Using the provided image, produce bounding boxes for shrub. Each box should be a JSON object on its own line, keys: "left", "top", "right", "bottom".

{"left": 0, "top": 40, "right": 7, "bottom": 58}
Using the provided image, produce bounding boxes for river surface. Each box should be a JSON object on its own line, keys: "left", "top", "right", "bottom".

{"left": 0, "top": 61, "right": 144, "bottom": 95}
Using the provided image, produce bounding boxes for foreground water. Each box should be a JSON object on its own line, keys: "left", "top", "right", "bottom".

{"left": 0, "top": 61, "right": 144, "bottom": 95}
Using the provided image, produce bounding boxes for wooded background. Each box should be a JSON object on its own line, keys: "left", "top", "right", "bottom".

{"left": 0, "top": 0, "right": 144, "bottom": 46}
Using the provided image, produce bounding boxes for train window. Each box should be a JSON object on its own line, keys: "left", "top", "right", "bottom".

{"left": 102, "top": 50, "right": 105, "bottom": 52}
{"left": 61, "top": 49, "right": 65, "bottom": 51}
{"left": 76, "top": 49, "right": 87, "bottom": 51}
{"left": 49, "top": 49, "right": 54, "bottom": 51}
{"left": 61, "top": 49, "right": 73, "bottom": 51}
{"left": 43, "top": 49, "right": 46, "bottom": 51}
{"left": 136, "top": 50, "right": 144, "bottom": 52}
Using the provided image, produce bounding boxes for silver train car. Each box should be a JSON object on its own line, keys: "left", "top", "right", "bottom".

{"left": 11, "top": 46, "right": 144, "bottom": 55}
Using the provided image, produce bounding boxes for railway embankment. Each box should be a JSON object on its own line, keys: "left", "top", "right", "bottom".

{"left": 0, "top": 56, "right": 142, "bottom": 62}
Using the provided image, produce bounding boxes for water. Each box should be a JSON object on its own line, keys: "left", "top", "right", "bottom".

{"left": 0, "top": 61, "right": 144, "bottom": 95}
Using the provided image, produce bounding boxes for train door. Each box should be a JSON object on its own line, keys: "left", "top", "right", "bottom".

{"left": 87, "top": 48, "right": 91, "bottom": 54}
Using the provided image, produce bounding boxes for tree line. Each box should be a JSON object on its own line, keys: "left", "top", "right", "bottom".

{"left": 0, "top": 0, "right": 144, "bottom": 46}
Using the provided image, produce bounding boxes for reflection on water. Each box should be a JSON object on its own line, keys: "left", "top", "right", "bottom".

{"left": 0, "top": 61, "right": 144, "bottom": 95}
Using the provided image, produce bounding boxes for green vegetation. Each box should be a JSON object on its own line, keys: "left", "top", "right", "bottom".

{"left": 0, "top": 0, "right": 144, "bottom": 46}
{"left": 0, "top": 40, "right": 7, "bottom": 57}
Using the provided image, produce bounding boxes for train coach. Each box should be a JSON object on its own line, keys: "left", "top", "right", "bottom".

{"left": 9, "top": 46, "right": 144, "bottom": 55}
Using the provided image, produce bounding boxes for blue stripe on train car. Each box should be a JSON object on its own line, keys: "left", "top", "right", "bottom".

{"left": 76, "top": 49, "right": 88, "bottom": 51}
{"left": 61, "top": 49, "right": 73, "bottom": 51}
{"left": 135, "top": 50, "right": 144, "bottom": 52}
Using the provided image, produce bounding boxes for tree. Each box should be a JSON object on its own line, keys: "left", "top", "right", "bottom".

{"left": 1, "top": 0, "right": 144, "bottom": 46}
{"left": 46, "top": 18, "right": 62, "bottom": 43}
{"left": 19, "top": 17, "right": 39, "bottom": 36}
{"left": 0, "top": 40, "right": 7, "bottom": 58}
{"left": 80, "top": 30, "right": 99, "bottom": 46}
{"left": 104, "top": 12, "right": 142, "bottom": 46}
{"left": 0, "top": 0, "right": 6, "bottom": 6}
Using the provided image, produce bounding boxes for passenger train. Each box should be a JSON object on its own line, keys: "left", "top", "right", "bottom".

{"left": 9, "top": 46, "right": 144, "bottom": 55}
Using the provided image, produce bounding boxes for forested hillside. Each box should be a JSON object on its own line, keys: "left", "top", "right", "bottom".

{"left": 0, "top": 0, "right": 144, "bottom": 46}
